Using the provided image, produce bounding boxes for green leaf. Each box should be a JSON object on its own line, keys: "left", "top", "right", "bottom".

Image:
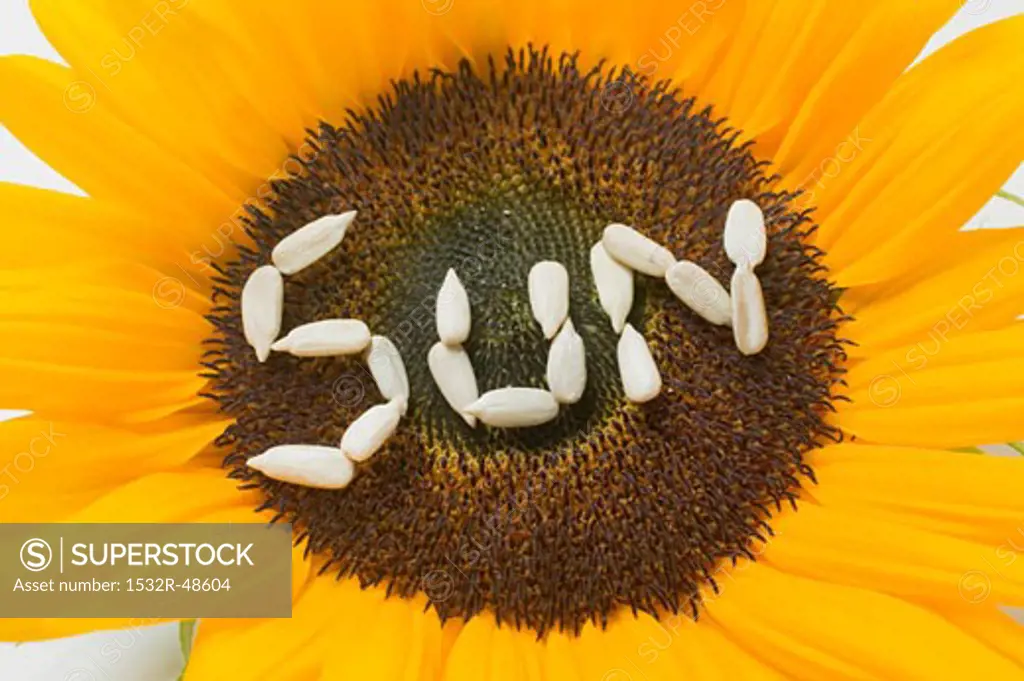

{"left": 1008, "top": 442, "right": 1024, "bottom": 456}
{"left": 178, "top": 619, "right": 198, "bottom": 681}
{"left": 996, "top": 189, "right": 1024, "bottom": 209}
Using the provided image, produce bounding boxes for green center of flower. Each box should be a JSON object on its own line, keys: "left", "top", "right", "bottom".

{"left": 207, "top": 48, "right": 845, "bottom": 634}
{"left": 379, "top": 189, "right": 647, "bottom": 453}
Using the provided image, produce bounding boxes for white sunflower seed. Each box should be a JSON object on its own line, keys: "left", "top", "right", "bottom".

{"left": 364, "top": 336, "right": 410, "bottom": 414}
{"left": 241, "top": 265, "right": 284, "bottom": 363}
{"left": 436, "top": 269, "right": 472, "bottom": 345}
{"left": 271, "top": 211, "right": 357, "bottom": 275}
{"left": 427, "top": 342, "right": 480, "bottom": 427}
{"left": 731, "top": 265, "right": 769, "bottom": 356}
{"left": 602, "top": 224, "right": 676, "bottom": 277}
{"left": 665, "top": 260, "right": 732, "bottom": 327}
{"left": 546, "top": 319, "right": 587, "bottom": 404}
{"left": 617, "top": 324, "right": 662, "bottom": 403}
{"left": 340, "top": 399, "right": 403, "bottom": 463}
{"left": 724, "top": 200, "right": 767, "bottom": 268}
{"left": 247, "top": 445, "right": 355, "bottom": 489}
{"left": 589, "top": 242, "right": 634, "bottom": 333}
{"left": 271, "top": 319, "right": 371, "bottom": 357}
{"left": 528, "top": 261, "right": 570, "bottom": 339}
{"left": 464, "top": 388, "right": 560, "bottom": 428}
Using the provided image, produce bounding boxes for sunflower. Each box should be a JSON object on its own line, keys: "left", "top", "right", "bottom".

{"left": 3, "top": 0, "right": 1024, "bottom": 678}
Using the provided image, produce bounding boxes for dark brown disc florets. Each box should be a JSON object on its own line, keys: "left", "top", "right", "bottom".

{"left": 205, "top": 47, "right": 847, "bottom": 634}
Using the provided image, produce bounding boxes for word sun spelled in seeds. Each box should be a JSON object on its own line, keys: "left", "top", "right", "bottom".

{"left": 240, "top": 200, "right": 770, "bottom": 489}
{"left": 203, "top": 52, "right": 847, "bottom": 638}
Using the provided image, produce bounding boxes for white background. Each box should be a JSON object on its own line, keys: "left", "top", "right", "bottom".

{"left": 1, "top": 0, "right": 1023, "bottom": 678}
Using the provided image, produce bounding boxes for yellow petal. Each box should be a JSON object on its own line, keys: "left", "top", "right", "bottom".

{"left": 834, "top": 397, "right": 1024, "bottom": 449}
{"left": 198, "top": 0, "right": 494, "bottom": 144}
{"left": 442, "top": 616, "right": 495, "bottom": 681}
{"left": 844, "top": 322, "right": 1024, "bottom": 372}
{"left": 841, "top": 229, "right": 1024, "bottom": 353}
{"left": 705, "top": 563, "right": 1023, "bottom": 680}
{"left": 838, "top": 503, "right": 1013, "bottom": 547}
{"left": 0, "top": 183, "right": 182, "bottom": 269}
{"left": 807, "top": 16, "right": 1024, "bottom": 286}
{"left": 0, "top": 319, "right": 203, "bottom": 370}
{"left": 320, "top": 593, "right": 443, "bottom": 681}
{"left": 0, "top": 262, "right": 214, "bottom": 422}
{"left": 938, "top": 606, "right": 1024, "bottom": 669}
{"left": 0, "top": 359, "right": 205, "bottom": 425}
{"left": 765, "top": 502, "right": 1024, "bottom": 606}
{"left": 844, "top": 358, "right": 1024, "bottom": 408}
{"left": 774, "top": 1, "right": 961, "bottom": 176}
{"left": 704, "top": 0, "right": 950, "bottom": 151}
{"left": 68, "top": 469, "right": 250, "bottom": 523}
{"left": 415, "top": 0, "right": 746, "bottom": 98}
{"left": 842, "top": 226, "right": 1024, "bottom": 318}
{"left": 0, "top": 416, "right": 224, "bottom": 513}
{"left": 683, "top": 620, "right": 790, "bottom": 680}
{"left": 0, "top": 55, "right": 237, "bottom": 223}
{"left": 0, "top": 261, "right": 211, "bottom": 323}
{"left": 439, "top": 619, "right": 465, "bottom": 672}
{"left": 576, "top": 613, "right": 684, "bottom": 681}
{"left": 656, "top": 0, "right": 748, "bottom": 91}
{"left": 254, "top": 0, "right": 433, "bottom": 122}
{"left": 807, "top": 445, "right": 1024, "bottom": 544}
{"left": 540, "top": 629, "right": 582, "bottom": 681}
{"left": 185, "top": 577, "right": 362, "bottom": 680}
{"left": 0, "top": 184, "right": 223, "bottom": 289}
{"left": 28, "top": 0, "right": 290, "bottom": 194}
{"left": 812, "top": 443, "right": 1024, "bottom": 514}
{"left": 177, "top": 0, "right": 321, "bottom": 146}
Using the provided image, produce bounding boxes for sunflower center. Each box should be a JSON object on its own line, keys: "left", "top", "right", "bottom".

{"left": 208, "top": 48, "right": 845, "bottom": 634}
{"left": 382, "top": 190, "right": 648, "bottom": 453}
